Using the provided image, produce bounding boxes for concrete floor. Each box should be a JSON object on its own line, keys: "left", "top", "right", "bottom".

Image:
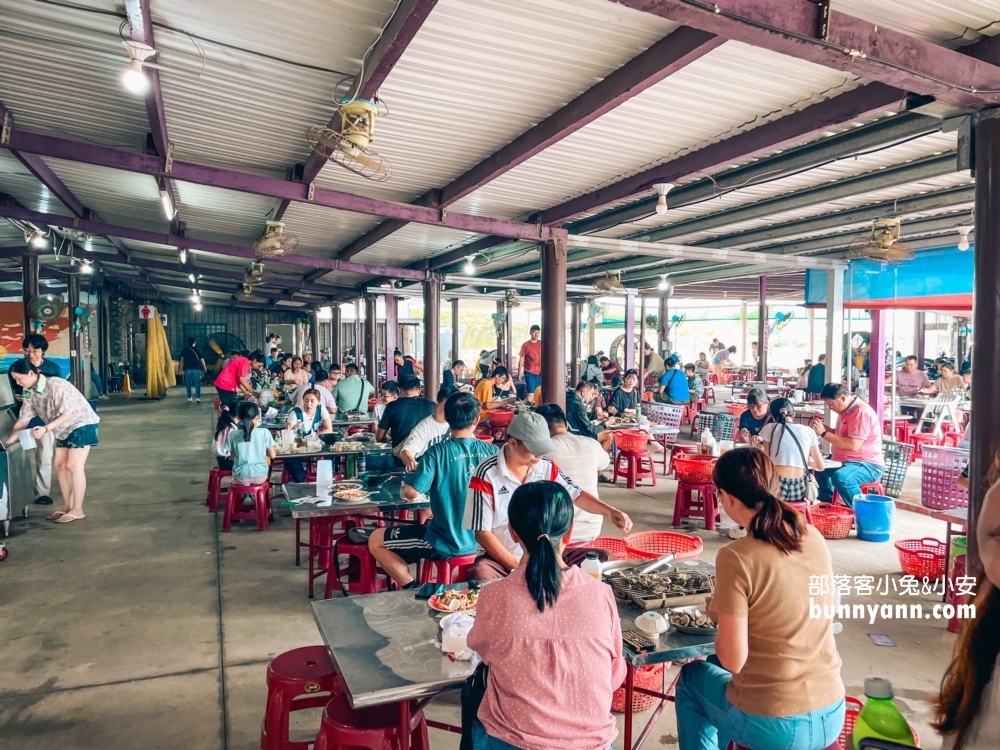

{"left": 0, "top": 391, "right": 952, "bottom": 749}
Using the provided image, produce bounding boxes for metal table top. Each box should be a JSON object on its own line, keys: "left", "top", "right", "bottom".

{"left": 931, "top": 507, "right": 968, "bottom": 526}
{"left": 273, "top": 446, "right": 365, "bottom": 460}
{"left": 284, "top": 482, "right": 428, "bottom": 519}
{"left": 312, "top": 591, "right": 477, "bottom": 709}
{"left": 263, "top": 418, "right": 377, "bottom": 430}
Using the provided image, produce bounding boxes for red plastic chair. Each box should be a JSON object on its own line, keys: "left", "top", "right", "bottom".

{"left": 222, "top": 482, "right": 271, "bottom": 532}
{"left": 206, "top": 466, "right": 232, "bottom": 513}
{"left": 704, "top": 386, "right": 716, "bottom": 405}
{"left": 328, "top": 539, "right": 388, "bottom": 598}
{"left": 672, "top": 481, "right": 720, "bottom": 531}
{"left": 832, "top": 481, "right": 885, "bottom": 507}
{"left": 261, "top": 646, "right": 342, "bottom": 750}
{"left": 612, "top": 450, "right": 657, "bottom": 489}
{"left": 786, "top": 500, "right": 813, "bottom": 524}
{"left": 313, "top": 693, "right": 429, "bottom": 750}
{"left": 418, "top": 554, "right": 478, "bottom": 585}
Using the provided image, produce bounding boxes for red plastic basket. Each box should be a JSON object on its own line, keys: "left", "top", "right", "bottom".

{"left": 840, "top": 695, "right": 920, "bottom": 749}
{"left": 624, "top": 531, "right": 703, "bottom": 560}
{"left": 614, "top": 429, "right": 650, "bottom": 453}
{"left": 487, "top": 409, "right": 515, "bottom": 428}
{"left": 612, "top": 663, "right": 666, "bottom": 712}
{"left": 810, "top": 503, "right": 855, "bottom": 540}
{"left": 726, "top": 402, "right": 748, "bottom": 416}
{"left": 474, "top": 434, "right": 494, "bottom": 444}
{"left": 895, "top": 537, "right": 947, "bottom": 580}
{"left": 589, "top": 536, "right": 630, "bottom": 560}
{"left": 673, "top": 454, "right": 717, "bottom": 483}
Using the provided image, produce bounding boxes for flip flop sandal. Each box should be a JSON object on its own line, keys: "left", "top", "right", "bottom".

{"left": 54, "top": 514, "right": 86, "bottom": 524}
{"left": 47, "top": 511, "right": 66, "bottom": 520}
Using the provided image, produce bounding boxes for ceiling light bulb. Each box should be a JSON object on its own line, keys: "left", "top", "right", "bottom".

{"left": 159, "top": 188, "right": 176, "bottom": 220}
{"left": 194, "top": 302, "right": 202, "bottom": 311}
{"left": 179, "top": 249, "right": 187, "bottom": 265}
{"left": 957, "top": 226, "right": 972, "bottom": 251}
{"left": 29, "top": 232, "right": 47, "bottom": 249}
{"left": 188, "top": 273, "right": 196, "bottom": 283}
{"left": 658, "top": 274, "right": 669, "bottom": 291}
{"left": 653, "top": 183, "right": 674, "bottom": 216}
{"left": 122, "top": 58, "right": 150, "bottom": 94}
{"left": 463, "top": 255, "right": 476, "bottom": 275}
{"left": 80, "top": 263, "right": 93, "bottom": 274}
{"left": 191, "top": 292, "right": 200, "bottom": 303}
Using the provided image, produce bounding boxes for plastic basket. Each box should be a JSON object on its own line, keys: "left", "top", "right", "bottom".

{"left": 589, "top": 536, "right": 630, "bottom": 560}
{"left": 614, "top": 429, "right": 650, "bottom": 453}
{"left": 895, "top": 537, "right": 947, "bottom": 580}
{"left": 644, "top": 403, "right": 684, "bottom": 429}
{"left": 921, "top": 445, "right": 969, "bottom": 510}
{"left": 726, "top": 402, "right": 749, "bottom": 417}
{"left": 880, "top": 440, "right": 913, "bottom": 498}
{"left": 624, "top": 531, "right": 703, "bottom": 560}
{"left": 486, "top": 409, "right": 515, "bottom": 428}
{"left": 712, "top": 413, "right": 738, "bottom": 441}
{"left": 612, "top": 663, "right": 666, "bottom": 712}
{"left": 673, "top": 454, "right": 717, "bottom": 483}
{"left": 840, "top": 695, "right": 920, "bottom": 749}
{"left": 810, "top": 503, "right": 855, "bottom": 540}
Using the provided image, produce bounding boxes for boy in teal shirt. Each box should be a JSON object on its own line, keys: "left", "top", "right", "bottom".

{"left": 369, "top": 392, "right": 498, "bottom": 588}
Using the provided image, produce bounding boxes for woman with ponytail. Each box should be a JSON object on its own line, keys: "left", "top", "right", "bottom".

{"left": 759, "top": 398, "right": 826, "bottom": 503}
{"left": 226, "top": 402, "right": 275, "bottom": 487}
{"left": 674, "top": 448, "right": 845, "bottom": 750}
{"left": 466, "top": 481, "right": 625, "bottom": 750}
{"left": 935, "top": 479, "right": 1000, "bottom": 749}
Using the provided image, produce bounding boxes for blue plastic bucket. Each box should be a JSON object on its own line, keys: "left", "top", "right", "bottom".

{"left": 854, "top": 494, "right": 895, "bottom": 543}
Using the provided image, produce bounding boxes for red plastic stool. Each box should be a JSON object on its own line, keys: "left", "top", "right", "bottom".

{"left": 313, "top": 693, "right": 429, "bottom": 750}
{"left": 418, "top": 553, "right": 478, "bottom": 584}
{"left": 786, "top": 501, "right": 813, "bottom": 524}
{"left": 261, "top": 646, "right": 342, "bottom": 750}
{"left": 728, "top": 743, "right": 838, "bottom": 750}
{"left": 328, "top": 539, "right": 388, "bottom": 598}
{"left": 704, "top": 386, "right": 716, "bottom": 404}
{"left": 301, "top": 517, "right": 362, "bottom": 598}
{"left": 832, "top": 481, "right": 886, "bottom": 507}
{"left": 222, "top": 482, "right": 271, "bottom": 532}
{"left": 942, "top": 432, "right": 962, "bottom": 448}
{"left": 909, "top": 431, "right": 942, "bottom": 459}
{"left": 206, "top": 466, "right": 232, "bottom": 512}
{"left": 672, "top": 481, "right": 720, "bottom": 531}
{"left": 668, "top": 444, "right": 699, "bottom": 478}
{"left": 612, "top": 450, "right": 657, "bottom": 489}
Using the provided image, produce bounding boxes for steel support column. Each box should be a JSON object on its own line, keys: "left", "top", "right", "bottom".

{"left": 825, "top": 269, "right": 846, "bottom": 418}
{"left": 310, "top": 309, "right": 320, "bottom": 361}
{"left": 587, "top": 301, "right": 596, "bottom": 358}
{"left": 504, "top": 301, "right": 514, "bottom": 373}
{"left": 365, "top": 296, "right": 377, "bottom": 387}
{"left": 22, "top": 253, "right": 38, "bottom": 338}
{"left": 624, "top": 294, "right": 636, "bottom": 371}
{"left": 540, "top": 238, "right": 567, "bottom": 409}
{"left": 915, "top": 312, "right": 926, "bottom": 364}
{"left": 495, "top": 300, "right": 505, "bottom": 374}
{"left": 384, "top": 294, "right": 398, "bottom": 388}
{"left": 639, "top": 296, "right": 647, "bottom": 390}
{"left": 353, "top": 300, "right": 362, "bottom": 368}
{"left": 808, "top": 308, "right": 815, "bottom": 361}
{"left": 570, "top": 302, "right": 582, "bottom": 386}
{"left": 869, "top": 310, "right": 886, "bottom": 422}
{"left": 968, "top": 113, "right": 1000, "bottom": 573}
{"left": 740, "top": 302, "right": 748, "bottom": 366}
{"left": 330, "top": 305, "right": 342, "bottom": 365}
{"left": 450, "top": 298, "right": 459, "bottom": 367}
{"left": 658, "top": 294, "right": 669, "bottom": 355}
{"left": 757, "top": 277, "right": 767, "bottom": 382}
{"left": 67, "top": 273, "right": 82, "bottom": 390}
{"left": 423, "top": 275, "right": 442, "bottom": 397}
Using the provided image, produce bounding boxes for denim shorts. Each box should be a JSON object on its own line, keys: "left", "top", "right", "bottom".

{"left": 56, "top": 424, "right": 99, "bottom": 449}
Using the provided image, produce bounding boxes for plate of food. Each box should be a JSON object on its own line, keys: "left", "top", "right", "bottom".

{"left": 330, "top": 482, "right": 362, "bottom": 492}
{"left": 428, "top": 588, "right": 479, "bottom": 612}
{"left": 332, "top": 489, "right": 371, "bottom": 503}
{"left": 668, "top": 606, "right": 717, "bottom": 635}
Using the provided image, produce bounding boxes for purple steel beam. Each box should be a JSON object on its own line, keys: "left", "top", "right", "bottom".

{"left": 274, "top": 0, "right": 440, "bottom": 221}
{"left": 334, "top": 27, "right": 721, "bottom": 260}
{"left": 1, "top": 128, "right": 563, "bottom": 244}
{"left": 869, "top": 309, "right": 886, "bottom": 422}
{"left": 613, "top": 1, "right": 1000, "bottom": 110}
{"left": 541, "top": 82, "right": 907, "bottom": 224}
{"left": 0, "top": 204, "right": 427, "bottom": 281}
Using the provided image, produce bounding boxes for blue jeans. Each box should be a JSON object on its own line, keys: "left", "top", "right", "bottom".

{"left": 816, "top": 461, "right": 884, "bottom": 507}
{"left": 675, "top": 658, "right": 845, "bottom": 750}
{"left": 184, "top": 369, "right": 202, "bottom": 399}
{"left": 473, "top": 720, "right": 612, "bottom": 750}
{"left": 524, "top": 372, "right": 541, "bottom": 395}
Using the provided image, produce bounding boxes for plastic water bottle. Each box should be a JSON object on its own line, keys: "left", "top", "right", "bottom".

{"left": 852, "top": 677, "right": 915, "bottom": 749}
{"left": 581, "top": 551, "right": 602, "bottom": 580}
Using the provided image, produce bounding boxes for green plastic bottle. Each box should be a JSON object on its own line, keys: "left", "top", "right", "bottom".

{"left": 852, "top": 677, "right": 916, "bottom": 749}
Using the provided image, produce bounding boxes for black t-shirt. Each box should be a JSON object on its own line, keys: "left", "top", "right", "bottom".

{"left": 442, "top": 369, "right": 455, "bottom": 389}
{"left": 565, "top": 390, "right": 598, "bottom": 440}
{"left": 180, "top": 345, "right": 203, "bottom": 370}
{"left": 739, "top": 409, "right": 771, "bottom": 437}
{"left": 378, "top": 396, "right": 436, "bottom": 448}
{"left": 608, "top": 387, "right": 639, "bottom": 414}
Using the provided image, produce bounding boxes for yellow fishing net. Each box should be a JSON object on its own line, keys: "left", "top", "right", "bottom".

{"left": 145, "top": 311, "right": 174, "bottom": 398}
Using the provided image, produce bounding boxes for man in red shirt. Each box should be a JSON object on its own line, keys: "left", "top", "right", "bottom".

{"left": 517, "top": 325, "right": 542, "bottom": 394}
{"left": 214, "top": 350, "right": 264, "bottom": 408}
{"left": 809, "top": 382, "right": 884, "bottom": 507}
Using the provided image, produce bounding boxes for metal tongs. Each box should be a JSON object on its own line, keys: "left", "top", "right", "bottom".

{"left": 637, "top": 553, "right": 676, "bottom": 575}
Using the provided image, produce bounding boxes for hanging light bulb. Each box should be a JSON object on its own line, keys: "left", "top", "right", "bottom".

{"left": 957, "top": 226, "right": 972, "bottom": 251}
{"left": 653, "top": 183, "right": 674, "bottom": 215}
{"left": 463, "top": 254, "right": 476, "bottom": 275}
{"left": 190, "top": 291, "right": 200, "bottom": 303}
{"left": 79, "top": 262, "right": 93, "bottom": 274}
{"left": 194, "top": 302, "right": 203, "bottom": 312}
{"left": 658, "top": 273, "right": 669, "bottom": 291}
{"left": 27, "top": 230, "right": 48, "bottom": 249}
{"left": 179, "top": 248, "right": 187, "bottom": 265}
{"left": 188, "top": 273, "right": 196, "bottom": 283}
{"left": 121, "top": 40, "right": 156, "bottom": 94}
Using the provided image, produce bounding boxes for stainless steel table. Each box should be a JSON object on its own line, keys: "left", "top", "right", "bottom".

{"left": 283, "top": 482, "right": 429, "bottom": 519}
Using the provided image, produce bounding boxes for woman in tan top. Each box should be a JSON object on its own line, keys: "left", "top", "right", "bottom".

{"left": 674, "top": 448, "right": 845, "bottom": 750}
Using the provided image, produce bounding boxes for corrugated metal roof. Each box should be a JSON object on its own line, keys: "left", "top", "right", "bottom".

{"left": 446, "top": 41, "right": 860, "bottom": 221}
{"left": 0, "top": 151, "right": 75, "bottom": 218}
{"left": 277, "top": 201, "right": 384, "bottom": 254}
{"left": 174, "top": 183, "right": 279, "bottom": 244}
{"left": 834, "top": 0, "right": 1000, "bottom": 44}
{"left": 313, "top": 0, "right": 679, "bottom": 204}
{"left": 351, "top": 223, "right": 479, "bottom": 267}
{"left": 41, "top": 157, "right": 165, "bottom": 228}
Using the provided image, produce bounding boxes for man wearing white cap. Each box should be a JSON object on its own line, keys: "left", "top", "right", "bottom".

{"left": 464, "top": 411, "right": 632, "bottom": 580}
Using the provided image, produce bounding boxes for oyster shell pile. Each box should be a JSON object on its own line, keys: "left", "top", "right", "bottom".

{"left": 670, "top": 608, "right": 715, "bottom": 629}
{"left": 607, "top": 569, "right": 714, "bottom": 599}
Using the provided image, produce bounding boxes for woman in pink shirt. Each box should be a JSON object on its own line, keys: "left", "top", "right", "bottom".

{"left": 467, "top": 481, "right": 626, "bottom": 750}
